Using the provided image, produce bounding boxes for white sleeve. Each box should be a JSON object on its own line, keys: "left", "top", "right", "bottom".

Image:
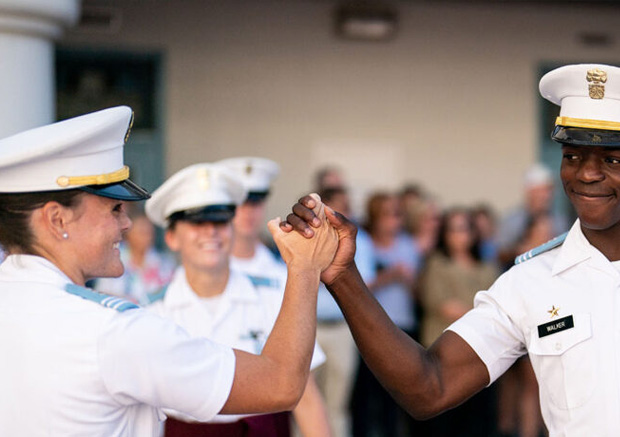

{"left": 97, "top": 309, "right": 236, "bottom": 421}
{"left": 446, "top": 273, "right": 527, "bottom": 385}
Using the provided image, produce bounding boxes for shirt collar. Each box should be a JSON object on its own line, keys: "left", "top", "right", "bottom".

{"left": 552, "top": 219, "right": 610, "bottom": 275}
{"left": 163, "top": 266, "right": 260, "bottom": 308}
{"left": 0, "top": 254, "right": 73, "bottom": 287}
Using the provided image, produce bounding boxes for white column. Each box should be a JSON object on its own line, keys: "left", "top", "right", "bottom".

{"left": 0, "top": 0, "right": 80, "bottom": 138}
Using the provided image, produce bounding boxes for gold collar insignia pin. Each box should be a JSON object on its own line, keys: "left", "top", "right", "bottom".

{"left": 547, "top": 305, "right": 560, "bottom": 318}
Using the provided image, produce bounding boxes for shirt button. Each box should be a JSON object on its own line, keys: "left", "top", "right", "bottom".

{"left": 555, "top": 342, "right": 562, "bottom": 351}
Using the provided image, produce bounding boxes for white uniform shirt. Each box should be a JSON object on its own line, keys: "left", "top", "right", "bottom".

{"left": 0, "top": 255, "right": 235, "bottom": 437}
{"left": 449, "top": 220, "right": 620, "bottom": 436}
{"left": 230, "top": 243, "right": 287, "bottom": 290}
{"left": 149, "top": 267, "right": 325, "bottom": 423}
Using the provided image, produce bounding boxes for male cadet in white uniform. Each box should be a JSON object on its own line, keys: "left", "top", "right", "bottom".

{"left": 218, "top": 156, "right": 288, "bottom": 290}
{"left": 145, "top": 163, "right": 330, "bottom": 436}
{"left": 0, "top": 107, "right": 337, "bottom": 436}
{"left": 283, "top": 64, "right": 620, "bottom": 437}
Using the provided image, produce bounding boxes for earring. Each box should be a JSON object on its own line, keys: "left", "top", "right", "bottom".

{"left": 62, "top": 232, "right": 69, "bottom": 240}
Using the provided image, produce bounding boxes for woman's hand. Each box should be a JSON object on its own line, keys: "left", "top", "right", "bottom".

{"left": 268, "top": 194, "right": 338, "bottom": 273}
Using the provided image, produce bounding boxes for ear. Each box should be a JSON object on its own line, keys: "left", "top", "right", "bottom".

{"left": 39, "top": 201, "right": 73, "bottom": 241}
{"left": 164, "top": 228, "right": 180, "bottom": 252}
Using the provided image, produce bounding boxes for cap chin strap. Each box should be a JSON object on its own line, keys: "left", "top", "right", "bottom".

{"left": 56, "top": 166, "right": 130, "bottom": 188}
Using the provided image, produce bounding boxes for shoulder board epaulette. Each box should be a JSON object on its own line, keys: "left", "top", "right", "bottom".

{"left": 64, "top": 284, "right": 139, "bottom": 312}
{"left": 247, "top": 275, "right": 280, "bottom": 289}
{"left": 514, "top": 232, "right": 568, "bottom": 265}
{"left": 146, "top": 285, "right": 169, "bottom": 304}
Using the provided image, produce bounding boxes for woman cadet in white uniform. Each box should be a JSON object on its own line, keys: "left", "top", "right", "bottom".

{"left": 145, "top": 162, "right": 331, "bottom": 437}
{"left": 218, "top": 157, "right": 288, "bottom": 291}
{"left": 0, "top": 106, "right": 338, "bottom": 437}
{"left": 284, "top": 64, "right": 620, "bottom": 436}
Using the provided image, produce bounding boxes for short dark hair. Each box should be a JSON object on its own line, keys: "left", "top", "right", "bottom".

{"left": 0, "top": 190, "right": 84, "bottom": 255}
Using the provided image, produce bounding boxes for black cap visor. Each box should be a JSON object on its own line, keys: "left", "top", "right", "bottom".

{"left": 552, "top": 126, "right": 620, "bottom": 147}
{"left": 246, "top": 191, "right": 270, "bottom": 204}
{"left": 168, "top": 204, "right": 236, "bottom": 225}
{"left": 79, "top": 178, "right": 150, "bottom": 201}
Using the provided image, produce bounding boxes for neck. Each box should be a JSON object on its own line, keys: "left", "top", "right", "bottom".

{"left": 232, "top": 234, "right": 258, "bottom": 259}
{"left": 452, "top": 251, "right": 475, "bottom": 267}
{"left": 184, "top": 264, "right": 230, "bottom": 298}
{"left": 32, "top": 243, "right": 86, "bottom": 286}
{"left": 129, "top": 247, "right": 147, "bottom": 267}
{"left": 373, "top": 232, "right": 395, "bottom": 247}
{"left": 582, "top": 224, "right": 620, "bottom": 261}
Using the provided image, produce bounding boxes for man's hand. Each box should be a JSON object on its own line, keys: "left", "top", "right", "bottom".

{"left": 280, "top": 194, "right": 358, "bottom": 285}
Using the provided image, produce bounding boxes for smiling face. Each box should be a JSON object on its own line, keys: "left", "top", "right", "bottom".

{"left": 64, "top": 194, "right": 132, "bottom": 282}
{"left": 560, "top": 145, "right": 620, "bottom": 233}
{"left": 165, "top": 220, "right": 233, "bottom": 273}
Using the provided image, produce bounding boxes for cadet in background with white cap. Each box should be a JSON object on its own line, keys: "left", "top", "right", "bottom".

{"left": 283, "top": 63, "right": 620, "bottom": 435}
{"left": 218, "top": 156, "right": 288, "bottom": 289}
{"left": 145, "top": 162, "right": 331, "bottom": 437}
{"left": 0, "top": 106, "right": 337, "bottom": 436}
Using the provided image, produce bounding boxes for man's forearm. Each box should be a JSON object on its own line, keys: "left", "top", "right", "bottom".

{"left": 325, "top": 265, "right": 486, "bottom": 419}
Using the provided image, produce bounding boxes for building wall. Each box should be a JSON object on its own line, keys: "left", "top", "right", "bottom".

{"left": 61, "top": 0, "right": 620, "bottom": 220}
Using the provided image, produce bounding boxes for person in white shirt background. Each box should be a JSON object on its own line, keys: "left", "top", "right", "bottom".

{"left": 146, "top": 162, "right": 331, "bottom": 437}
{"left": 0, "top": 106, "right": 337, "bottom": 437}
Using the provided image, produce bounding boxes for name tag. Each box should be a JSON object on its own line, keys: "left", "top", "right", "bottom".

{"left": 538, "top": 315, "right": 574, "bottom": 338}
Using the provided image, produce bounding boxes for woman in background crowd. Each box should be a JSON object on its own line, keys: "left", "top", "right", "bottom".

{"left": 418, "top": 207, "right": 499, "bottom": 436}
{"left": 401, "top": 189, "right": 441, "bottom": 259}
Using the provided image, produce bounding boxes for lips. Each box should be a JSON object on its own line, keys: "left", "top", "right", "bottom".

{"left": 572, "top": 190, "right": 613, "bottom": 199}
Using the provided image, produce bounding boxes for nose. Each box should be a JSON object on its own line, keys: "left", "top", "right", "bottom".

{"left": 576, "top": 154, "right": 605, "bottom": 183}
{"left": 121, "top": 213, "right": 132, "bottom": 233}
{"left": 196, "top": 222, "right": 218, "bottom": 236}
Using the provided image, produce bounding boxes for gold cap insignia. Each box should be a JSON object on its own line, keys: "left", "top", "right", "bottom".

{"left": 245, "top": 164, "right": 253, "bottom": 175}
{"left": 587, "top": 68, "right": 608, "bottom": 100}
{"left": 197, "top": 168, "right": 210, "bottom": 191}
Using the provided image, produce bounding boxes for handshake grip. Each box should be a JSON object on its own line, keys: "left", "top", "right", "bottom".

{"left": 268, "top": 193, "right": 338, "bottom": 273}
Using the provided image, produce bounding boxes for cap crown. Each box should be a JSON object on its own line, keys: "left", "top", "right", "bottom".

{"left": 0, "top": 106, "right": 133, "bottom": 193}
{"left": 146, "top": 163, "right": 247, "bottom": 227}
{"left": 217, "top": 157, "right": 280, "bottom": 193}
{"left": 540, "top": 64, "right": 620, "bottom": 131}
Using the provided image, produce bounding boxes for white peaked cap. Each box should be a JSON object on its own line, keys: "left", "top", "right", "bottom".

{"left": 217, "top": 156, "right": 280, "bottom": 194}
{"left": 146, "top": 163, "right": 248, "bottom": 227}
{"left": 540, "top": 64, "right": 620, "bottom": 130}
{"left": 0, "top": 106, "right": 148, "bottom": 200}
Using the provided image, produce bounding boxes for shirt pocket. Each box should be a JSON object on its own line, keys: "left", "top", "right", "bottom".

{"left": 528, "top": 313, "right": 594, "bottom": 410}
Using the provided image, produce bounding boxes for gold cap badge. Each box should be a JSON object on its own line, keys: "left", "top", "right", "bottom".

{"left": 587, "top": 68, "right": 607, "bottom": 100}
{"left": 197, "top": 168, "right": 210, "bottom": 191}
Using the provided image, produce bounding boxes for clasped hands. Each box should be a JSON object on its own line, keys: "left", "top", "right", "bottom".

{"left": 268, "top": 193, "right": 358, "bottom": 284}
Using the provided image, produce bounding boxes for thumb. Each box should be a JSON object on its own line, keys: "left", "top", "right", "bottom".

{"left": 325, "top": 206, "right": 344, "bottom": 228}
{"left": 267, "top": 217, "right": 284, "bottom": 238}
